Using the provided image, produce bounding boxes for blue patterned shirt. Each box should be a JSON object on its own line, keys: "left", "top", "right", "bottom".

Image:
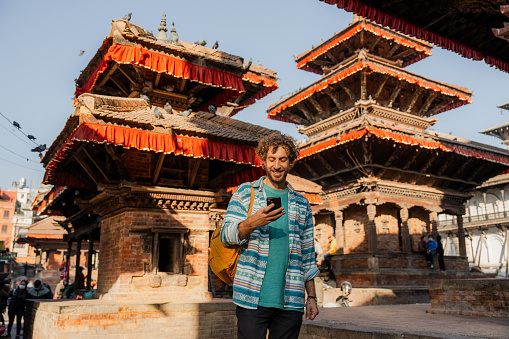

{"left": 221, "top": 176, "right": 319, "bottom": 310}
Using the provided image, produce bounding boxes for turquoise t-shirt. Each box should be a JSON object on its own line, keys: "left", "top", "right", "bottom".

{"left": 258, "top": 185, "right": 290, "bottom": 310}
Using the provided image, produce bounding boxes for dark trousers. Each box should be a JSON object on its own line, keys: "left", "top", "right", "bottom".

{"left": 438, "top": 254, "right": 446, "bottom": 271}
{"left": 7, "top": 309, "right": 24, "bottom": 336}
{"left": 236, "top": 305, "right": 303, "bottom": 339}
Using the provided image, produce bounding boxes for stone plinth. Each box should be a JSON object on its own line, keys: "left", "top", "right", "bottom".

{"left": 330, "top": 253, "right": 477, "bottom": 287}
{"left": 428, "top": 278, "right": 509, "bottom": 318}
{"left": 24, "top": 299, "right": 237, "bottom": 339}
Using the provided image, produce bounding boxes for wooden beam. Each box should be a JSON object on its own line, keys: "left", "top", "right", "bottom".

{"left": 369, "top": 36, "right": 382, "bottom": 52}
{"left": 154, "top": 73, "right": 162, "bottom": 87}
{"left": 325, "top": 51, "right": 339, "bottom": 64}
{"left": 297, "top": 103, "right": 316, "bottom": 123}
{"left": 405, "top": 88, "right": 422, "bottom": 113}
{"left": 418, "top": 92, "right": 437, "bottom": 115}
{"left": 338, "top": 82, "right": 357, "bottom": 103}
{"left": 82, "top": 148, "right": 110, "bottom": 183}
{"left": 402, "top": 150, "right": 420, "bottom": 170}
{"left": 188, "top": 159, "right": 201, "bottom": 188}
{"left": 117, "top": 65, "right": 137, "bottom": 86}
{"left": 74, "top": 152, "right": 99, "bottom": 185}
{"left": 208, "top": 164, "right": 248, "bottom": 187}
{"left": 302, "top": 160, "right": 320, "bottom": 179}
{"left": 152, "top": 153, "right": 165, "bottom": 186}
{"left": 387, "top": 83, "right": 403, "bottom": 107}
{"left": 427, "top": 98, "right": 455, "bottom": 116}
{"left": 373, "top": 76, "right": 388, "bottom": 100}
{"left": 387, "top": 44, "right": 399, "bottom": 58}
{"left": 308, "top": 96, "right": 326, "bottom": 118}
{"left": 392, "top": 49, "right": 415, "bottom": 61}
{"left": 361, "top": 70, "right": 367, "bottom": 100}
{"left": 316, "top": 154, "right": 335, "bottom": 172}
{"left": 105, "top": 144, "right": 130, "bottom": 179}
{"left": 343, "top": 40, "right": 355, "bottom": 54}
{"left": 97, "top": 64, "right": 119, "bottom": 89}
{"left": 179, "top": 78, "right": 187, "bottom": 92}
{"left": 324, "top": 88, "right": 344, "bottom": 111}
{"left": 109, "top": 76, "right": 129, "bottom": 96}
{"left": 284, "top": 112, "right": 309, "bottom": 125}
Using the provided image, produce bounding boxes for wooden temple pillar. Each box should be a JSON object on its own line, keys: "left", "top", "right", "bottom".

{"left": 75, "top": 237, "right": 82, "bottom": 285}
{"left": 366, "top": 203, "right": 377, "bottom": 253}
{"left": 65, "top": 240, "right": 72, "bottom": 284}
{"left": 399, "top": 205, "right": 412, "bottom": 254}
{"left": 456, "top": 214, "right": 467, "bottom": 257}
{"left": 86, "top": 235, "right": 94, "bottom": 290}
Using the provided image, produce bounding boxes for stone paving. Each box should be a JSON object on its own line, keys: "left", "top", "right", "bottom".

{"left": 301, "top": 304, "right": 509, "bottom": 338}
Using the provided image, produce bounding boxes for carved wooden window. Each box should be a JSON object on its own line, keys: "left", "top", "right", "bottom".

{"left": 152, "top": 232, "right": 185, "bottom": 274}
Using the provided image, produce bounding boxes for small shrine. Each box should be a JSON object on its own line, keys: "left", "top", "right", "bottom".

{"left": 268, "top": 16, "right": 509, "bottom": 287}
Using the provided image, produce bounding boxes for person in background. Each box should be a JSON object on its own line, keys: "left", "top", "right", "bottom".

{"left": 76, "top": 267, "right": 86, "bottom": 289}
{"left": 0, "top": 284, "right": 9, "bottom": 327}
{"left": 54, "top": 279, "right": 66, "bottom": 299}
{"left": 417, "top": 235, "right": 429, "bottom": 263}
{"left": 427, "top": 235, "right": 438, "bottom": 269}
{"left": 314, "top": 236, "right": 324, "bottom": 267}
{"left": 436, "top": 235, "right": 446, "bottom": 272}
{"left": 323, "top": 235, "right": 337, "bottom": 272}
{"left": 7, "top": 279, "right": 29, "bottom": 338}
{"left": 28, "top": 280, "right": 53, "bottom": 299}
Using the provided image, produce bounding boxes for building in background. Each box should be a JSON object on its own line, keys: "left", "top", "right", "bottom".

{"left": 0, "top": 187, "right": 16, "bottom": 251}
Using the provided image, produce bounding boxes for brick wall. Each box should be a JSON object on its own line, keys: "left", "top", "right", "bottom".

{"left": 24, "top": 299, "right": 237, "bottom": 339}
{"left": 97, "top": 208, "right": 212, "bottom": 302}
{"left": 429, "top": 279, "right": 509, "bottom": 317}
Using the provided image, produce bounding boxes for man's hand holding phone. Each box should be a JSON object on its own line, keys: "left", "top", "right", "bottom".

{"left": 238, "top": 197, "right": 285, "bottom": 239}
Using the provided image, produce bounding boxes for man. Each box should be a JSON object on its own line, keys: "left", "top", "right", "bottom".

{"left": 28, "top": 280, "right": 53, "bottom": 299}
{"left": 427, "top": 235, "right": 438, "bottom": 269}
{"left": 417, "top": 235, "right": 429, "bottom": 263}
{"left": 7, "top": 279, "right": 29, "bottom": 338}
{"left": 323, "top": 235, "right": 337, "bottom": 271}
{"left": 221, "top": 132, "right": 319, "bottom": 339}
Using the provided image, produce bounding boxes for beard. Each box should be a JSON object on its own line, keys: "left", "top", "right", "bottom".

{"left": 266, "top": 168, "right": 288, "bottom": 185}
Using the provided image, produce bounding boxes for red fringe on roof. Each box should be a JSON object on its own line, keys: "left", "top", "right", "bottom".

{"left": 268, "top": 61, "right": 471, "bottom": 118}
{"left": 320, "top": 0, "right": 509, "bottom": 73}
{"left": 298, "top": 127, "right": 509, "bottom": 165}
{"left": 75, "top": 44, "right": 245, "bottom": 102}
{"left": 297, "top": 22, "right": 432, "bottom": 72}
{"left": 43, "top": 122, "right": 263, "bottom": 186}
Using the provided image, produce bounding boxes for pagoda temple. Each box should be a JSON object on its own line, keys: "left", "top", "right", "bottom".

{"left": 268, "top": 16, "right": 509, "bottom": 287}
{"left": 33, "top": 15, "right": 291, "bottom": 303}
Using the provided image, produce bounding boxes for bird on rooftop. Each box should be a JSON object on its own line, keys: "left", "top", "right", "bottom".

{"left": 180, "top": 109, "right": 193, "bottom": 117}
{"left": 12, "top": 121, "right": 20, "bottom": 129}
{"left": 162, "top": 84, "right": 174, "bottom": 92}
{"left": 212, "top": 41, "right": 219, "bottom": 49}
{"left": 31, "top": 144, "right": 46, "bottom": 153}
{"left": 194, "top": 40, "right": 207, "bottom": 46}
{"left": 208, "top": 104, "right": 216, "bottom": 114}
{"left": 164, "top": 102, "right": 172, "bottom": 114}
{"left": 139, "top": 94, "right": 150, "bottom": 105}
{"left": 27, "top": 135, "right": 36, "bottom": 141}
{"left": 78, "top": 50, "right": 85, "bottom": 56}
{"left": 153, "top": 107, "right": 163, "bottom": 119}
{"left": 123, "top": 12, "right": 132, "bottom": 21}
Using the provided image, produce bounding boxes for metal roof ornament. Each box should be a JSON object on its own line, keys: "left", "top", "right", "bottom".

{"left": 169, "top": 22, "right": 180, "bottom": 45}
{"left": 156, "top": 14, "right": 169, "bottom": 43}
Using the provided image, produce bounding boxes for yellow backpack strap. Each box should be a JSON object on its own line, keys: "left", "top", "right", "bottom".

{"left": 247, "top": 185, "right": 255, "bottom": 217}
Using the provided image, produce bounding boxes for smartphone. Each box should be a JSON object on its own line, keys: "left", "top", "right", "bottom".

{"left": 266, "top": 197, "right": 282, "bottom": 212}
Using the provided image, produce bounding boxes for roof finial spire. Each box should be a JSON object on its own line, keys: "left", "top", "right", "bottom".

{"left": 169, "top": 22, "right": 180, "bottom": 44}
{"left": 156, "top": 14, "right": 169, "bottom": 43}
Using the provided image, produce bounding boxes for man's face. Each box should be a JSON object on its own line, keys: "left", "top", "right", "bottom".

{"left": 263, "top": 146, "right": 292, "bottom": 186}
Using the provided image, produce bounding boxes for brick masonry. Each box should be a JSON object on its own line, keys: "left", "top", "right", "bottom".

{"left": 428, "top": 278, "right": 509, "bottom": 318}
{"left": 97, "top": 208, "right": 213, "bottom": 302}
{"left": 24, "top": 299, "right": 237, "bottom": 339}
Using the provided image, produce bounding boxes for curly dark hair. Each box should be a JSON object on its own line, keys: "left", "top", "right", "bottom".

{"left": 256, "top": 132, "right": 299, "bottom": 163}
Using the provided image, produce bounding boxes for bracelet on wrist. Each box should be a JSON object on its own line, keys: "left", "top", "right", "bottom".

{"left": 307, "top": 296, "right": 317, "bottom": 302}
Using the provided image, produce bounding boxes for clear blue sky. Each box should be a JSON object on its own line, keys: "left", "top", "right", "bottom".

{"left": 1, "top": 0, "right": 508, "bottom": 191}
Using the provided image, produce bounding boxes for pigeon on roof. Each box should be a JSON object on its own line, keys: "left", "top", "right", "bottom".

{"left": 31, "top": 144, "right": 46, "bottom": 153}
{"left": 123, "top": 12, "right": 132, "bottom": 21}
{"left": 139, "top": 94, "right": 150, "bottom": 105}
{"left": 153, "top": 107, "right": 163, "bottom": 119}
{"left": 212, "top": 41, "right": 219, "bottom": 49}
{"left": 194, "top": 40, "right": 207, "bottom": 46}
{"left": 180, "top": 109, "right": 193, "bottom": 117}
{"left": 208, "top": 105, "right": 216, "bottom": 114}
{"left": 164, "top": 102, "right": 172, "bottom": 114}
{"left": 12, "top": 121, "right": 20, "bottom": 129}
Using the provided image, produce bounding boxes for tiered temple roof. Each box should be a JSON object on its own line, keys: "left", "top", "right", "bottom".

{"left": 75, "top": 18, "right": 278, "bottom": 117}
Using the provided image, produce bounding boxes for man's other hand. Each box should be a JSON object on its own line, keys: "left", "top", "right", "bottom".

{"left": 305, "top": 299, "right": 319, "bottom": 320}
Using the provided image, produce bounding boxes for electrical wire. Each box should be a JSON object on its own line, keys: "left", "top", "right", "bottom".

{"left": 0, "top": 144, "right": 40, "bottom": 164}
{"left": 0, "top": 123, "right": 34, "bottom": 147}
{"left": 0, "top": 111, "right": 39, "bottom": 145}
{"left": 0, "top": 156, "right": 44, "bottom": 172}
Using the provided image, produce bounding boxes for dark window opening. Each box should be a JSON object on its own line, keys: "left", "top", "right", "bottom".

{"left": 158, "top": 235, "right": 182, "bottom": 273}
